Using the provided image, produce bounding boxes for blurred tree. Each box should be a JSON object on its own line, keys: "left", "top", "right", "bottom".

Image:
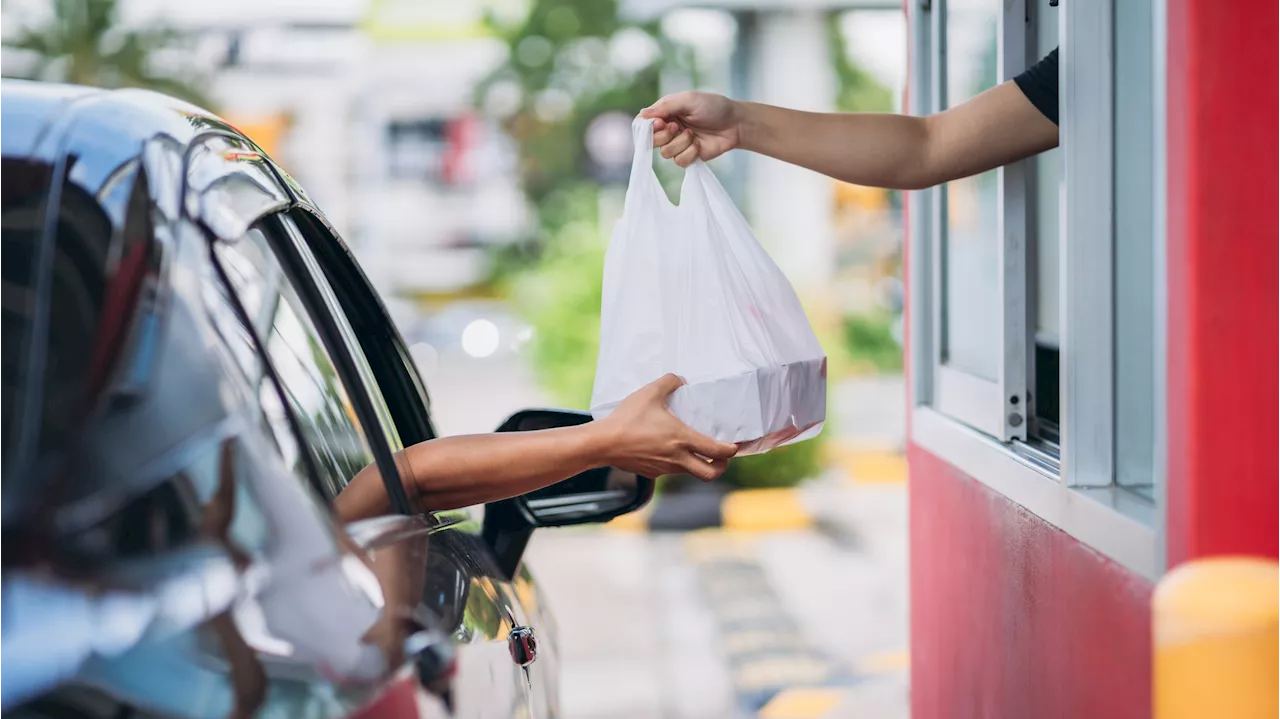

{"left": 3, "top": 0, "right": 212, "bottom": 108}
{"left": 828, "top": 13, "right": 894, "bottom": 114}
{"left": 476, "top": 0, "right": 691, "bottom": 203}
{"left": 504, "top": 186, "right": 604, "bottom": 409}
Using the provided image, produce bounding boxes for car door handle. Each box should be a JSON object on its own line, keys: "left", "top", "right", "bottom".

{"left": 507, "top": 626, "right": 537, "bottom": 667}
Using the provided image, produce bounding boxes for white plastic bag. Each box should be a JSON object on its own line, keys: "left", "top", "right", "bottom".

{"left": 590, "top": 116, "right": 827, "bottom": 455}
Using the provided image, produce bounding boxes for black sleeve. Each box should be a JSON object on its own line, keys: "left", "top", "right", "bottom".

{"left": 1013, "top": 48, "right": 1059, "bottom": 126}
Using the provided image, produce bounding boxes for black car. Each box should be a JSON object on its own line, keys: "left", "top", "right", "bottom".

{"left": 1, "top": 79, "right": 652, "bottom": 719}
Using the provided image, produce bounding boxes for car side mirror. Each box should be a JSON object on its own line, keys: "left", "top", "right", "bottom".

{"left": 483, "top": 409, "right": 655, "bottom": 580}
{"left": 495, "top": 409, "right": 654, "bottom": 527}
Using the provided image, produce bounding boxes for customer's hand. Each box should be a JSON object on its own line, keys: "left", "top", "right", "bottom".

{"left": 641, "top": 92, "right": 741, "bottom": 167}
{"left": 597, "top": 374, "right": 738, "bottom": 480}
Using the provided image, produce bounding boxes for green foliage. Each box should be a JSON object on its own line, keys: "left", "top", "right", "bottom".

{"left": 478, "top": 0, "right": 689, "bottom": 203}
{"left": 3, "top": 0, "right": 212, "bottom": 108}
{"left": 842, "top": 312, "right": 903, "bottom": 373}
{"left": 505, "top": 185, "right": 606, "bottom": 409}
{"left": 828, "top": 14, "right": 894, "bottom": 114}
{"left": 721, "top": 436, "right": 824, "bottom": 489}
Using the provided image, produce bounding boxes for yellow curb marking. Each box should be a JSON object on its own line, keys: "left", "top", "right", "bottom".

{"left": 721, "top": 488, "right": 813, "bottom": 532}
{"left": 758, "top": 687, "right": 846, "bottom": 719}
{"left": 855, "top": 649, "right": 910, "bottom": 675}
{"left": 828, "top": 445, "right": 907, "bottom": 484}
{"left": 604, "top": 504, "right": 650, "bottom": 532}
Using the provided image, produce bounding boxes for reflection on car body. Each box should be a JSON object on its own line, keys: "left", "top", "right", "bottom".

{"left": 1, "top": 80, "right": 651, "bottom": 719}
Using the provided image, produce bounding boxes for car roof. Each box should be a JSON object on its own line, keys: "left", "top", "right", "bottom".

{"left": 0, "top": 78, "right": 248, "bottom": 170}
{"left": 0, "top": 81, "right": 99, "bottom": 157}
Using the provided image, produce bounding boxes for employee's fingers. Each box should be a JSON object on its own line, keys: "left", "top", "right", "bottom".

{"left": 642, "top": 93, "right": 691, "bottom": 120}
{"left": 661, "top": 129, "right": 694, "bottom": 159}
{"left": 684, "top": 429, "right": 738, "bottom": 461}
{"left": 673, "top": 141, "right": 699, "bottom": 168}
{"left": 653, "top": 120, "right": 681, "bottom": 147}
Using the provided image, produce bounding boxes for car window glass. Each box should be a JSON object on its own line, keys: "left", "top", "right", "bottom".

{"left": 215, "top": 224, "right": 377, "bottom": 501}
{"left": 288, "top": 210, "right": 435, "bottom": 447}
{"left": 276, "top": 216, "right": 405, "bottom": 454}
{"left": 40, "top": 161, "right": 152, "bottom": 452}
{"left": 1, "top": 157, "right": 53, "bottom": 474}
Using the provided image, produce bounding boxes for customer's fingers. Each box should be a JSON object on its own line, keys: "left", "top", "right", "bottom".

{"left": 684, "top": 429, "right": 738, "bottom": 461}
{"left": 684, "top": 455, "right": 721, "bottom": 481}
{"left": 647, "top": 373, "right": 686, "bottom": 399}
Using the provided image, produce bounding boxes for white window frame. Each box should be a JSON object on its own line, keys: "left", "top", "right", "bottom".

{"left": 907, "top": 0, "right": 1163, "bottom": 580}
{"left": 924, "top": 0, "right": 1031, "bottom": 442}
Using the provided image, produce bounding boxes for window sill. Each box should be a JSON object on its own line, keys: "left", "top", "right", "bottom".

{"left": 912, "top": 406, "right": 1160, "bottom": 580}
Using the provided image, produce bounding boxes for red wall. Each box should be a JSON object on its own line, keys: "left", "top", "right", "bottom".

{"left": 909, "top": 448, "right": 1154, "bottom": 719}
{"left": 1164, "top": 0, "right": 1279, "bottom": 566}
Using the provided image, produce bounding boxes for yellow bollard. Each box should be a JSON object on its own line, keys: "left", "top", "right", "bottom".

{"left": 1154, "top": 557, "right": 1279, "bottom": 719}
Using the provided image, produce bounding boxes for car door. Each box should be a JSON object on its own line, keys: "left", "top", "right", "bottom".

{"left": 232, "top": 209, "right": 541, "bottom": 719}
{"left": 4, "top": 127, "right": 433, "bottom": 717}
{"left": 205, "top": 213, "right": 457, "bottom": 716}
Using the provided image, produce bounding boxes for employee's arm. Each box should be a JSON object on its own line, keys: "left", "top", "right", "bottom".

{"left": 642, "top": 81, "right": 1058, "bottom": 190}
{"left": 335, "top": 374, "right": 737, "bottom": 522}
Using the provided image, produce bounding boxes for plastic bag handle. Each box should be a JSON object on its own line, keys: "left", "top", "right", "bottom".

{"left": 630, "top": 115, "right": 711, "bottom": 209}
{"left": 628, "top": 116, "right": 665, "bottom": 197}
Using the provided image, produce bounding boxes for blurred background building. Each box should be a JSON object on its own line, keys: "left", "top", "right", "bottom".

{"left": 3, "top": 1, "right": 910, "bottom": 715}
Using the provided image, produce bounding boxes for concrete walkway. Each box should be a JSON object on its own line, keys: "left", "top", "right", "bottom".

{"left": 525, "top": 467, "right": 909, "bottom": 719}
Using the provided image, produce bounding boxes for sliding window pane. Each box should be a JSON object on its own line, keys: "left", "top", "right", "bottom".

{"left": 1113, "top": 0, "right": 1156, "bottom": 500}
{"left": 942, "top": 0, "right": 1000, "bottom": 380}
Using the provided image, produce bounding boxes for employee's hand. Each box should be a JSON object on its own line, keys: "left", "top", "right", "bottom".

{"left": 598, "top": 373, "right": 738, "bottom": 480}
{"left": 642, "top": 92, "right": 741, "bottom": 167}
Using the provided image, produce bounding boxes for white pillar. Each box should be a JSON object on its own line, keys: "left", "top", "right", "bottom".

{"left": 745, "top": 10, "right": 837, "bottom": 289}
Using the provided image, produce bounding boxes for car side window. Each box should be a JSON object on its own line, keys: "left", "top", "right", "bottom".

{"left": 215, "top": 222, "right": 379, "bottom": 501}
{"left": 287, "top": 209, "right": 436, "bottom": 448}
{"left": 272, "top": 215, "right": 407, "bottom": 456}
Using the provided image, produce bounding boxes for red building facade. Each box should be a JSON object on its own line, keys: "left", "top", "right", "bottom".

{"left": 905, "top": 1, "right": 1277, "bottom": 717}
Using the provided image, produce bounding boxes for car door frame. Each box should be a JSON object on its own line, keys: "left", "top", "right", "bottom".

{"left": 281, "top": 204, "right": 557, "bottom": 718}
{"left": 285, "top": 206, "right": 438, "bottom": 449}
{"left": 208, "top": 209, "right": 413, "bottom": 512}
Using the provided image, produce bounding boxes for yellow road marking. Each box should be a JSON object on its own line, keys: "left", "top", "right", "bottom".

{"left": 721, "top": 488, "right": 813, "bottom": 532}
{"left": 828, "top": 445, "right": 907, "bottom": 484}
{"left": 604, "top": 502, "right": 652, "bottom": 532}
{"left": 735, "top": 657, "right": 832, "bottom": 692}
{"left": 855, "top": 649, "right": 910, "bottom": 675}
{"left": 758, "top": 687, "right": 846, "bottom": 719}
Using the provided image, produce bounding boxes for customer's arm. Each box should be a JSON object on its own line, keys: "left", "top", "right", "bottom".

{"left": 335, "top": 374, "right": 737, "bottom": 522}
{"left": 642, "top": 81, "right": 1058, "bottom": 190}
